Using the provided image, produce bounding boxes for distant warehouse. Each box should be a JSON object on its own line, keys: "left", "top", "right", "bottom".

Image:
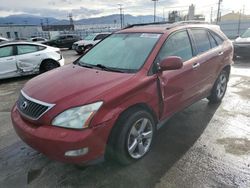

{"left": 0, "top": 24, "right": 42, "bottom": 39}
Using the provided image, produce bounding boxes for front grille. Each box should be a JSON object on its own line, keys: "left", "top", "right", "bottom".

{"left": 17, "top": 91, "right": 54, "bottom": 120}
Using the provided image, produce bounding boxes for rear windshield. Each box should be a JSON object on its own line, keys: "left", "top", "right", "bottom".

{"left": 78, "top": 33, "right": 161, "bottom": 73}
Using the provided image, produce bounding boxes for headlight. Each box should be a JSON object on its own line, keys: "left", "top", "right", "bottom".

{"left": 52, "top": 101, "right": 103, "bottom": 129}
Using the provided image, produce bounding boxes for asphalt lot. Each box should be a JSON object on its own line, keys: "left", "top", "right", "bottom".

{"left": 0, "top": 50, "right": 250, "bottom": 188}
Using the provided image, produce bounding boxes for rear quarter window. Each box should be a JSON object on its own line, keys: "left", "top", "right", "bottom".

{"left": 210, "top": 31, "right": 224, "bottom": 45}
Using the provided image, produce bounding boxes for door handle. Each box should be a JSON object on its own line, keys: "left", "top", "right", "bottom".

{"left": 35, "top": 54, "right": 41, "bottom": 56}
{"left": 192, "top": 63, "right": 200, "bottom": 69}
{"left": 6, "top": 58, "right": 14, "bottom": 61}
{"left": 218, "top": 51, "right": 224, "bottom": 56}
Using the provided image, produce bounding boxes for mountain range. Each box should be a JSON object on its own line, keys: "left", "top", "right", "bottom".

{"left": 0, "top": 14, "right": 163, "bottom": 25}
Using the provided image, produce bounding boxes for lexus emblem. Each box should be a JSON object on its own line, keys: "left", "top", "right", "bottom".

{"left": 21, "top": 101, "right": 28, "bottom": 110}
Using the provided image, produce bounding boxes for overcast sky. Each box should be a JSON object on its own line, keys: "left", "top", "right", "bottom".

{"left": 0, "top": 0, "right": 249, "bottom": 20}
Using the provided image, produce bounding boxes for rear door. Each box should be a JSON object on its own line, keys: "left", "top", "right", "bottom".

{"left": 0, "top": 45, "right": 17, "bottom": 78}
{"left": 156, "top": 30, "right": 202, "bottom": 118}
{"left": 16, "top": 44, "right": 42, "bottom": 73}
{"left": 189, "top": 28, "right": 224, "bottom": 95}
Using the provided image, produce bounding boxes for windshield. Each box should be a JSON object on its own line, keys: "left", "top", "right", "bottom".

{"left": 241, "top": 29, "right": 250, "bottom": 38}
{"left": 84, "top": 34, "right": 97, "bottom": 40}
{"left": 78, "top": 33, "right": 161, "bottom": 72}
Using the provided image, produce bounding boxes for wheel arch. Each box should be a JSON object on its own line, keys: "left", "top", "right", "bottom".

{"left": 222, "top": 65, "right": 231, "bottom": 80}
{"left": 105, "top": 102, "right": 158, "bottom": 159}
{"left": 39, "top": 58, "right": 60, "bottom": 72}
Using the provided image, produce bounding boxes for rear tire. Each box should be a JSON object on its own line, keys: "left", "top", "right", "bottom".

{"left": 40, "top": 60, "right": 59, "bottom": 73}
{"left": 208, "top": 70, "right": 228, "bottom": 104}
{"left": 107, "top": 108, "right": 156, "bottom": 165}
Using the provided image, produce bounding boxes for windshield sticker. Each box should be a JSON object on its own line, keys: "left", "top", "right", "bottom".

{"left": 140, "top": 33, "right": 161, "bottom": 39}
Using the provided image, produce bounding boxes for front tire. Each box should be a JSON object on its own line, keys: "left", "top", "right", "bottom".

{"left": 108, "top": 108, "right": 156, "bottom": 165}
{"left": 40, "top": 60, "right": 59, "bottom": 73}
{"left": 208, "top": 70, "right": 228, "bottom": 103}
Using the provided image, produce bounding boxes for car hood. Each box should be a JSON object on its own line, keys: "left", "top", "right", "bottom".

{"left": 234, "top": 37, "right": 250, "bottom": 44}
{"left": 74, "top": 40, "right": 96, "bottom": 45}
{"left": 22, "top": 64, "right": 135, "bottom": 105}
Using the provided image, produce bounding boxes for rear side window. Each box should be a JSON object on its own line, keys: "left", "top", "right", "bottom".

{"left": 0, "top": 46, "right": 13, "bottom": 58}
{"left": 157, "top": 30, "right": 193, "bottom": 62}
{"left": 208, "top": 32, "right": 218, "bottom": 48}
{"left": 38, "top": 46, "right": 46, "bottom": 50}
{"left": 211, "top": 32, "right": 224, "bottom": 45}
{"left": 191, "top": 29, "right": 211, "bottom": 55}
{"left": 17, "top": 45, "right": 39, "bottom": 55}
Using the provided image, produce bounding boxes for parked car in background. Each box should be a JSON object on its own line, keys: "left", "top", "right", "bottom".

{"left": 72, "top": 33, "right": 111, "bottom": 54}
{"left": 0, "top": 42, "right": 64, "bottom": 79}
{"left": 43, "top": 34, "right": 81, "bottom": 49}
{"left": 233, "top": 28, "right": 250, "bottom": 59}
{"left": 0, "top": 37, "right": 9, "bottom": 42}
{"left": 28, "top": 37, "right": 47, "bottom": 43}
{"left": 12, "top": 22, "right": 233, "bottom": 165}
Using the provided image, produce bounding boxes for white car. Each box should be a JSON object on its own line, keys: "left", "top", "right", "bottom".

{"left": 72, "top": 33, "right": 110, "bottom": 54}
{"left": 0, "top": 37, "right": 9, "bottom": 42}
{"left": 0, "top": 42, "right": 64, "bottom": 79}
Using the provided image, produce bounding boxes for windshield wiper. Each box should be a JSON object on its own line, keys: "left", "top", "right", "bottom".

{"left": 78, "top": 62, "right": 94, "bottom": 69}
{"left": 95, "top": 64, "right": 125, "bottom": 73}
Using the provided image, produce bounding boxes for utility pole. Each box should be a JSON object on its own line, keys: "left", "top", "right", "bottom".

{"left": 118, "top": 4, "right": 123, "bottom": 28}
{"left": 238, "top": 9, "right": 242, "bottom": 36}
{"left": 152, "top": 0, "right": 159, "bottom": 22}
{"left": 163, "top": 8, "right": 165, "bottom": 21}
{"left": 210, "top": 7, "right": 213, "bottom": 23}
{"left": 216, "top": 0, "right": 222, "bottom": 24}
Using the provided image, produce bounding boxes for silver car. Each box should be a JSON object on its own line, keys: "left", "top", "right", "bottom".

{"left": 233, "top": 28, "right": 250, "bottom": 58}
{"left": 0, "top": 42, "right": 64, "bottom": 79}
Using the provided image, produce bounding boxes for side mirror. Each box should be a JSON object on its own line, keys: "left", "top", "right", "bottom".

{"left": 159, "top": 56, "right": 183, "bottom": 71}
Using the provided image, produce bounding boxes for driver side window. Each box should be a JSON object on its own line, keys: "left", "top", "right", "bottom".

{"left": 157, "top": 30, "right": 193, "bottom": 63}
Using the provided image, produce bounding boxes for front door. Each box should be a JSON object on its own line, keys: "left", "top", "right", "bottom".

{"left": 155, "top": 30, "right": 202, "bottom": 119}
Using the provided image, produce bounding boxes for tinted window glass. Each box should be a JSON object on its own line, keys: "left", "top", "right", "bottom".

{"left": 208, "top": 32, "right": 218, "bottom": 48}
{"left": 192, "top": 29, "right": 211, "bottom": 54}
{"left": 158, "top": 30, "right": 193, "bottom": 62}
{"left": 17, "top": 45, "right": 38, "bottom": 55}
{"left": 0, "top": 46, "right": 13, "bottom": 58}
{"left": 211, "top": 32, "right": 224, "bottom": 45}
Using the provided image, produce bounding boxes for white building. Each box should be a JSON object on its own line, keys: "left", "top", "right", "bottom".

{"left": 0, "top": 25, "right": 42, "bottom": 39}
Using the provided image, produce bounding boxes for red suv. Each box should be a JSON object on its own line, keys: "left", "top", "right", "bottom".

{"left": 11, "top": 22, "right": 233, "bottom": 165}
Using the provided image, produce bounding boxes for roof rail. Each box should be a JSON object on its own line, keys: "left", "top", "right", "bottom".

{"left": 122, "top": 20, "right": 212, "bottom": 30}
{"left": 166, "top": 20, "right": 211, "bottom": 29}
{"left": 123, "top": 21, "right": 174, "bottom": 29}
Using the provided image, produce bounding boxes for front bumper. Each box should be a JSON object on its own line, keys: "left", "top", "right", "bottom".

{"left": 11, "top": 105, "right": 112, "bottom": 164}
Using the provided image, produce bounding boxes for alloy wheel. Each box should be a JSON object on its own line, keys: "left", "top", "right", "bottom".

{"left": 127, "top": 118, "right": 153, "bottom": 159}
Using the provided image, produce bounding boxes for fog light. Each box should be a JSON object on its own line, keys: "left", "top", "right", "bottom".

{"left": 65, "top": 148, "right": 89, "bottom": 157}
